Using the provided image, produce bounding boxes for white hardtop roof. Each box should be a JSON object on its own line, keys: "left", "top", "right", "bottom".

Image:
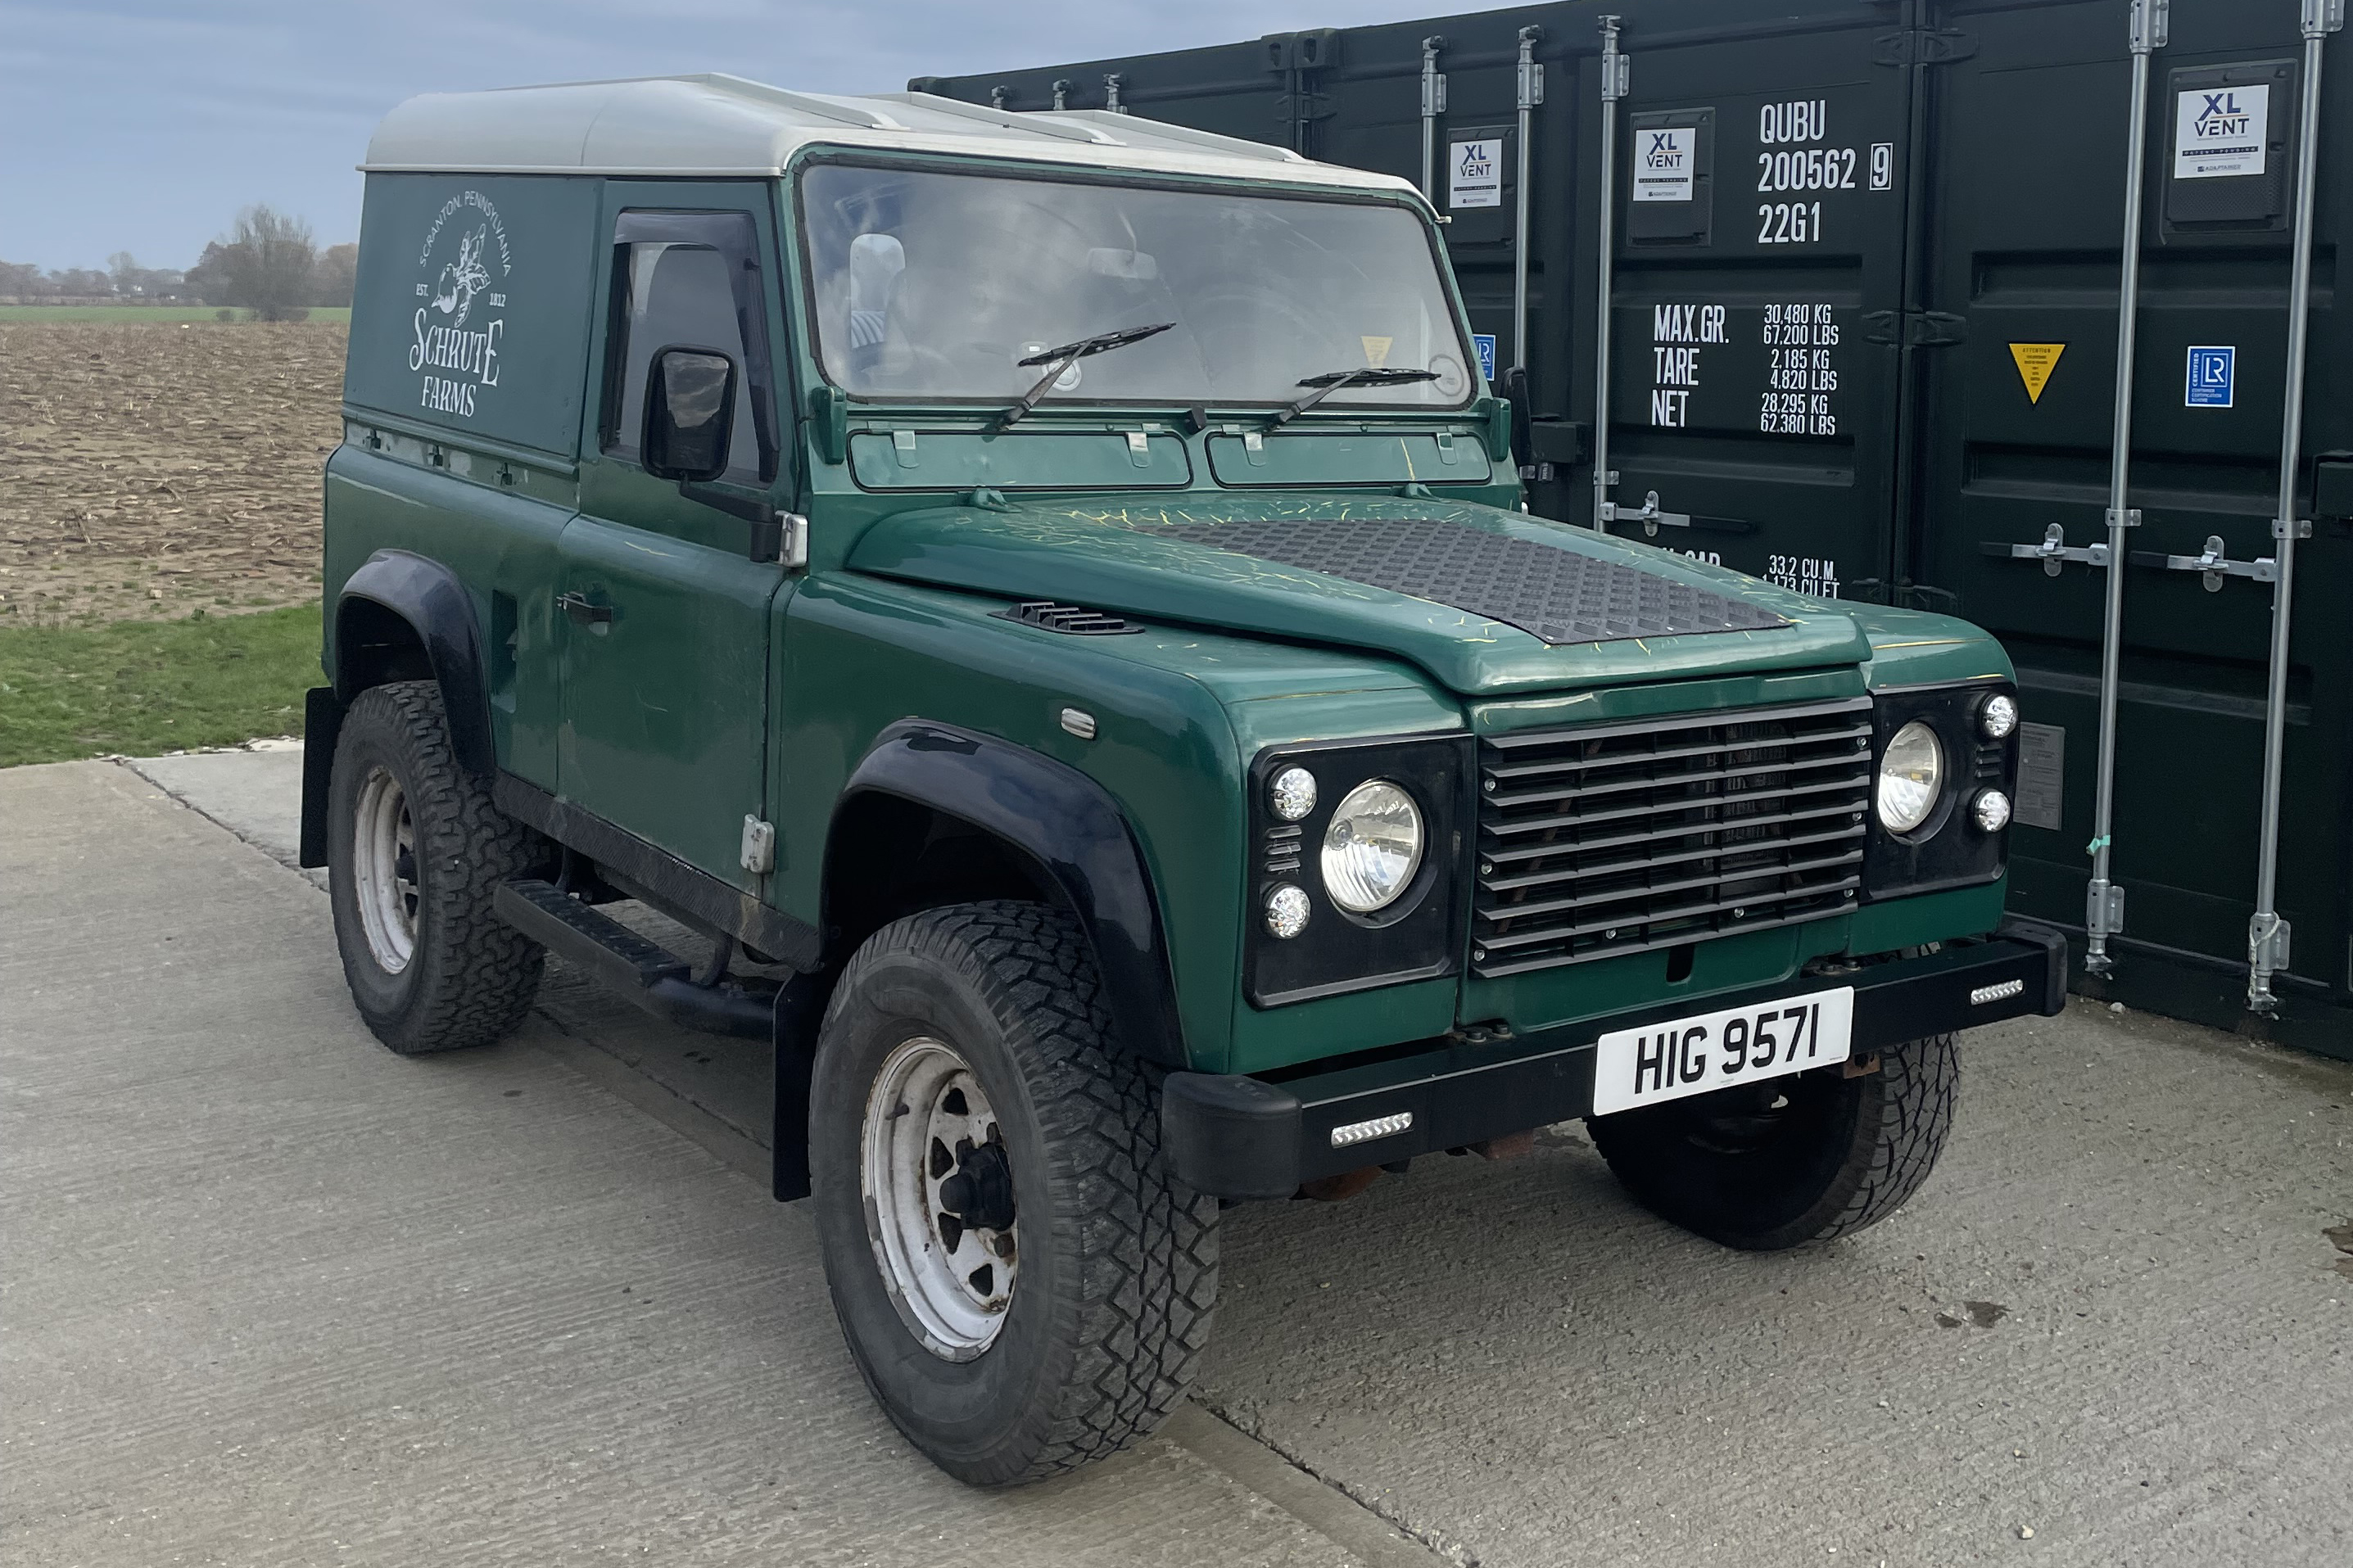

{"left": 363, "top": 74, "right": 1419, "bottom": 198}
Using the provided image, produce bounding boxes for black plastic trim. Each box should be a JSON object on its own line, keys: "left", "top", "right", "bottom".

{"left": 1243, "top": 733, "right": 1472, "bottom": 1007}
{"left": 334, "top": 549, "right": 495, "bottom": 780}
{"left": 833, "top": 720, "right": 1184, "bottom": 1068}
{"left": 1162, "top": 920, "right": 2066, "bottom": 1200}
{"left": 491, "top": 771, "right": 822, "bottom": 972}
{"left": 1862, "top": 680, "right": 2017, "bottom": 901}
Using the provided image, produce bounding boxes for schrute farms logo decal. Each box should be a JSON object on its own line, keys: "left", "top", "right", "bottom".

{"left": 410, "top": 190, "right": 510, "bottom": 418}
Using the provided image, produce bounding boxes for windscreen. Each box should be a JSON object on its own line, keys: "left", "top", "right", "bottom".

{"left": 799, "top": 163, "right": 1473, "bottom": 410}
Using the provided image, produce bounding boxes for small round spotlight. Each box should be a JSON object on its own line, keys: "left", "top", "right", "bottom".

{"left": 1974, "top": 789, "right": 2013, "bottom": 834}
{"left": 1265, "top": 884, "right": 1311, "bottom": 939}
{"left": 1270, "top": 766, "right": 1318, "bottom": 822}
{"left": 1980, "top": 694, "right": 2019, "bottom": 740}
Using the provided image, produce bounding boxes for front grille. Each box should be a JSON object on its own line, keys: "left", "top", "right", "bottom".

{"left": 1471, "top": 698, "right": 1874, "bottom": 978}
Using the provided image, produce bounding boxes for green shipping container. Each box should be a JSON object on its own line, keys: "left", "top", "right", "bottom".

{"left": 915, "top": 0, "right": 2352, "bottom": 1056}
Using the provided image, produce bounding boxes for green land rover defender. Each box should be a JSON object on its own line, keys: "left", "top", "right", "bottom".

{"left": 308, "top": 76, "right": 2064, "bottom": 1484}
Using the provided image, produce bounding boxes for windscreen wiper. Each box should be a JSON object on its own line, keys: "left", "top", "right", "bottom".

{"left": 999, "top": 322, "right": 1176, "bottom": 428}
{"left": 1274, "top": 365, "right": 1441, "bottom": 426}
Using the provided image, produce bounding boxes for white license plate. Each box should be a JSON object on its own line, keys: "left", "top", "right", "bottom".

{"left": 1591, "top": 987, "right": 1854, "bottom": 1116}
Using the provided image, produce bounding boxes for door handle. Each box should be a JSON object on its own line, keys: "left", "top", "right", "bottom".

{"left": 556, "top": 590, "right": 613, "bottom": 626}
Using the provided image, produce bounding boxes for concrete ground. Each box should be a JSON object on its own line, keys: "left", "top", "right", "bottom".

{"left": 6, "top": 751, "right": 2349, "bottom": 1566}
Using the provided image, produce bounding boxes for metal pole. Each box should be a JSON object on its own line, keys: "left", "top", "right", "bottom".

{"left": 1512, "top": 25, "right": 1544, "bottom": 372}
{"left": 2248, "top": 0, "right": 2342, "bottom": 1014}
{"left": 2084, "top": 0, "right": 2167, "bottom": 977}
{"left": 1419, "top": 36, "right": 1447, "bottom": 201}
{"left": 1591, "top": 16, "right": 1624, "bottom": 532}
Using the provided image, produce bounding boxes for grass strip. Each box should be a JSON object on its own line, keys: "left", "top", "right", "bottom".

{"left": 0, "top": 605, "right": 322, "bottom": 767}
{"left": 0, "top": 305, "right": 351, "bottom": 323}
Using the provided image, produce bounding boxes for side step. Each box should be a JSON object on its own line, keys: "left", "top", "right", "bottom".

{"left": 494, "top": 879, "right": 773, "bottom": 1039}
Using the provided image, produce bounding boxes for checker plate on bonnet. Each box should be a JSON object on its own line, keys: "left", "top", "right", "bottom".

{"left": 1134, "top": 517, "right": 1791, "bottom": 645}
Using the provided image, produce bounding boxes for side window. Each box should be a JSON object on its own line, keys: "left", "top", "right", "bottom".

{"left": 604, "top": 240, "right": 761, "bottom": 481}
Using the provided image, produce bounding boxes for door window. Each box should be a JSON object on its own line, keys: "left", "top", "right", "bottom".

{"left": 604, "top": 240, "right": 762, "bottom": 481}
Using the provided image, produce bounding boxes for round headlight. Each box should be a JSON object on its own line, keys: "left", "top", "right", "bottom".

{"left": 1876, "top": 721, "right": 1944, "bottom": 834}
{"left": 1974, "top": 789, "right": 2012, "bottom": 834}
{"left": 1319, "top": 781, "right": 1424, "bottom": 914}
{"left": 1980, "top": 694, "right": 2019, "bottom": 740}
{"left": 1269, "top": 766, "right": 1319, "bottom": 823}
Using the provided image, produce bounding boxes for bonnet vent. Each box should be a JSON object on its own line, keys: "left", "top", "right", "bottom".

{"left": 993, "top": 600, "right": 1144, "bottom": 635}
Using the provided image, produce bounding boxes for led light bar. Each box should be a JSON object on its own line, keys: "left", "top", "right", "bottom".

{"left": 1328, "top": 1110, "right": 1414, "bottom": 1149}
{"left": 1969, "top": 978, "right": 2025, "bottom": 1006}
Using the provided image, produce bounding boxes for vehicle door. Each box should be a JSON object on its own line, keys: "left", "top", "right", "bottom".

{"left": 559, "top": 186, "right": 792, "bottom": 892}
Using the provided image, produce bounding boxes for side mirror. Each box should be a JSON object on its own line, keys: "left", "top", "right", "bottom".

{"left": 642, "top": 346, "right": 737, "bottom": 482}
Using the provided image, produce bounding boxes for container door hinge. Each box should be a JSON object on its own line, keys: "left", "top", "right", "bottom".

{"left": 2127, "top": 533, "right": 2286, "bottom": 590}
{"left": 740, "top": 816, "right": 776, "bottom": 876}
{"left": 2085, "top": 879, "right": 2125, "bottom": 942}
{"left": 1872, "top": 29, "right": 1979, "bottom": 67}
{"left": 1985, "top": 522, "right": 2111, "bottom": 576}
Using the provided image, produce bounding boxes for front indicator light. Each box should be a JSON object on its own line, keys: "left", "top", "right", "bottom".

{"left": 1320, "top": 781, "right": 1424, "bottom": 913}
{"left": 1265, "top": 884, "right": 1311, "bottom": 939}
{"left": 1973, "top": 789, "right": 2012, "bottom": 834}
{"left": 1876, "top": 721, "right": 1944, "bottom": 834}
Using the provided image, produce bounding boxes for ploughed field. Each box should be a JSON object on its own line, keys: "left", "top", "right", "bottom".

{"left": 0, "top": 321, "right": 345, "bottom": 625}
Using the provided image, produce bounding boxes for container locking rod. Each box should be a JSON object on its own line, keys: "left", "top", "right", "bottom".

{"left": 1512, "top": 25, "right": 1544, "bottom": 377}
{"left": 2084, "top": 0, "right": 2168, "bottom": 976}
{"left": 1591, "top": 16, "right": 1625, "bottom": 532}
{"left": 2247, "top": 0, "right": 2342, "bottom": 1015}
{"left": 1419, "top": 37, "right": 1447, "bottom": 201}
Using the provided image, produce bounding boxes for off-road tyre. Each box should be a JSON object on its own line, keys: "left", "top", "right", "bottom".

{"left": 808, "top": 901, "right": 1219, "bottom": 1486}
{"left": 1587, "top": 1031, "right": 1958, "bottom": 1250}
{"left": 328, "top": 680, "right": 545, "bottom": 1055}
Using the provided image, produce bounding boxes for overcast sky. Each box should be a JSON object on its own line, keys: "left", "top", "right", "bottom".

{"left": 0, "top": 0, "right": 1454, "bottom": 272}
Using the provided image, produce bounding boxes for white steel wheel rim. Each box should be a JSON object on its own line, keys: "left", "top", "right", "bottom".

{"left": 351, "top": 766, "right": 419, "bottom": 974}
{"left": 861, "top": 1036, "right": 1017, "bottom": 1359}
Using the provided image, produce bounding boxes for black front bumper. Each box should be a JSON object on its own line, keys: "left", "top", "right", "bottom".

{"left": 1161, "top": 920, "right": 2068, "bottom": 1200}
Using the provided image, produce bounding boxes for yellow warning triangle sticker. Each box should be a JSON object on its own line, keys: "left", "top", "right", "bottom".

{"left": 2010, "top": 343, "right": 2066, "bottom": 404}
{"left": 1360, "top": 335, "right": 1394, "bottom": 368}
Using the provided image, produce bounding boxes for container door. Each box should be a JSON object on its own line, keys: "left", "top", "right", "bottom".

{"left": 1912, "top": 0, "right": 2351, "bottom": 1023}
{"left": 1301, "top": 14, "right": 1575, "bottom": 454}
{"left": 914, "top": 35, "right": 1296, "bottom": 141}
{"left": 1557, "top": 7, "right": 1916, "bottom": 601}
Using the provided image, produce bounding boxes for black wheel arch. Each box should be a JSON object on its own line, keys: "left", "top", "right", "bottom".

{"left": 773, "top": 720, "right": 1188, "bottom": 1203}
{"left": 300, "top": 552, "right": 494, "bottom": 868}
